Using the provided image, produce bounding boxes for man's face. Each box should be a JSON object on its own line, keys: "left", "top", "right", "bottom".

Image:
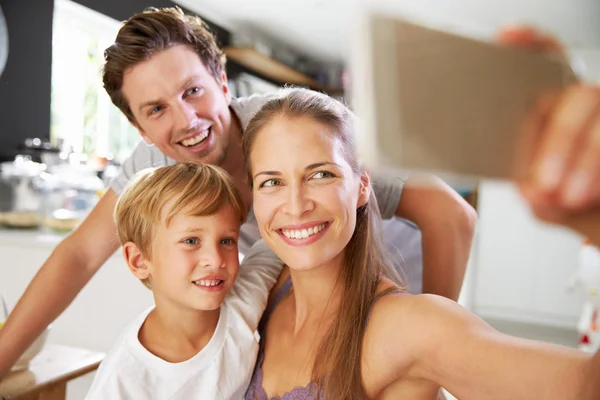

{"left": 122, "top": 45, "right": 233, "bottom": 166}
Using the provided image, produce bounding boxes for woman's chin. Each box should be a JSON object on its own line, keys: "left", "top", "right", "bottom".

{"left": 284, "top": 255, "right": 337, "bottom": 273}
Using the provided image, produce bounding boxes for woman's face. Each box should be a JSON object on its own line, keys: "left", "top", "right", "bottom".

{"left": 249, "top": 115, "right": 370, "bottom": 272}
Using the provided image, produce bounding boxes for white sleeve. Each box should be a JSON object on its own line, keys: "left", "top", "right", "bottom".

{"left": 109, "top": 140, "right": 174, "bottom": 195}
{"left": 226, "top": 240, "right": 284, "bottom": 330}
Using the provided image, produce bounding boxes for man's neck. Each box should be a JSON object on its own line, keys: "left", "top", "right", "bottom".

{"left": 139, "top": 299, "right": 221, "bottom": 363}
{"left": 221, "top": 104, "right": 245, "bottom": 176}
{"left": 222, "top": 104, "right": 253, "bottom": 210}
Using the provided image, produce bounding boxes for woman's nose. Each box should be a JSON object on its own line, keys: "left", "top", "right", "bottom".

{"left": 282, "top": 185, "right": 314, "bottom": 217}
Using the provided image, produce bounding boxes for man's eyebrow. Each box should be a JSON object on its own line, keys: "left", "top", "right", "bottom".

{"left": 137, "top": 76, "right": 201, "bottom": 112}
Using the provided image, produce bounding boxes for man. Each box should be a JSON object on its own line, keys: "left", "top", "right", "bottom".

{"left": 0, "top": 7, "right": 476, "bottom": 379}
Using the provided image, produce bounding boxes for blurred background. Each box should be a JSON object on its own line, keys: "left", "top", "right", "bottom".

{"left": 0, "top": 0, "right": 599, "bottom": 398}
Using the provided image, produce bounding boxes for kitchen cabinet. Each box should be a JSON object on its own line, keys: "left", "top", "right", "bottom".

{"left": 471, "top": 181, "right": 586, "bottom": 328}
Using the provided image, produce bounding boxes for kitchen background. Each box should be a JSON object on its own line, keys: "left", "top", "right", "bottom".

{"left": 1, "top": 0, "right": 600, "bottom": 398}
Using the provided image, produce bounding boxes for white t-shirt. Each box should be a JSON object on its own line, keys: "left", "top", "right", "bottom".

{"left": 85, "top": 240, "right": 284, "bottom": 400}
{"left": 109, "top": 92, "right": 423, "bottom": 293}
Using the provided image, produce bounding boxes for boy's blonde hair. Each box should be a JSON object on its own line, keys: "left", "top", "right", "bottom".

{"left": 114, "top": 163, "right": 247, "bottom": 288}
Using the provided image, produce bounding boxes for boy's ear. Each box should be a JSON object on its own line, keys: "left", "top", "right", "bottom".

{"left": 122, "top": 242, "right": 151, "bottom": 280}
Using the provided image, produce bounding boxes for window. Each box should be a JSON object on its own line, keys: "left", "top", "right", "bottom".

{"left": 51, "top": 0, "right": 139, "bottom": 164}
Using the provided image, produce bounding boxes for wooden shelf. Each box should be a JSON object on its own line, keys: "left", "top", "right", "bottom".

{"left": 224, "top": 46, "right": 343, "bottom": 95}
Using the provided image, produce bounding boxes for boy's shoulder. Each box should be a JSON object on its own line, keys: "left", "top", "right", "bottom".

{"left": 86, "top": 307, "right": 154, "bottom": 398}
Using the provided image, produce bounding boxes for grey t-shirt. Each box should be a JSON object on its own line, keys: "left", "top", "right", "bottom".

{"left": 110, "top": 93, "right": 423, "bottom": 293}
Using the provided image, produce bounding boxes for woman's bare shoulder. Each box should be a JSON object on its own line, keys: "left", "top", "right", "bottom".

{"left": 362, "top": 284, "right": 455, "bottom": 397}
{"left": 365, "top": 285, "right": 469, "bottom": 366}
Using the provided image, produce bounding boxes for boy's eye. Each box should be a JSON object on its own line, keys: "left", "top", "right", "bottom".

{"left": 183, "top": 237, "right": 200, "bottom": 245}
{"left": 259, "top": 179, "right": 281, "bottom": 188}
{"left": 221, "top": 238, "right": 236, "bottom": 246}
{"left": 312, "top": 171, "right": 335, "bottom": 179}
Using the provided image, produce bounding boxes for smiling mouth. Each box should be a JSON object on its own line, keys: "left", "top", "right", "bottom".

{"left": 279, "top": 222, "right": 329, "bottom": 239}
{"left": 179, "top": 127, "right": 210, "bottom": 148}
{"left": 193, "top": 278, "right": 223, "bottom": 287}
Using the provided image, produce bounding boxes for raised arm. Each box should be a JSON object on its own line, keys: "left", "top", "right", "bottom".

{"left": 226, "top": 240, "right": 284, "bottom": 330}
{"left": 0, "top": 189, "right": 120, "bottom": 380}
{"left": 367, "top": 293, "right": 596, "bottom": 400}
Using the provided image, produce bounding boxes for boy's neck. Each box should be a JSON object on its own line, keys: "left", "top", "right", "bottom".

{"left": 139, "top": 300, "right": 221, "bottom": 363}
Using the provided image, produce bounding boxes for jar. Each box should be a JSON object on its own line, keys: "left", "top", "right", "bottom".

{"left": 0, "top": 155, "right": 49, "bottom": 229}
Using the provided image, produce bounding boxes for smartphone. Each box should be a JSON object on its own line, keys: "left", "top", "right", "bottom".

{"left": 350, "top": 13, "right": 577, "bottom": 181}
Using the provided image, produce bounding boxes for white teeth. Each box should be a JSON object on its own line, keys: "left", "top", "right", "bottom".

{"left": 195, "top": 279, "right": 222, "bottom": 287}
{"left": 282, "top": 223, "right": 327, "bottom": 240}
{"left": 182, "top": 129, "right": 209, "bottom": 147}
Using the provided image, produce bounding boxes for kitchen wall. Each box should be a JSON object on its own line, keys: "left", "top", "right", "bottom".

{"left": 0, "top": 0, "right": 54, "bottom": 162}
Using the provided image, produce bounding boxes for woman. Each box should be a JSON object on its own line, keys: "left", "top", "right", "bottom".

{"left": 242, "top": 29, "right": 600, "bottom": 400}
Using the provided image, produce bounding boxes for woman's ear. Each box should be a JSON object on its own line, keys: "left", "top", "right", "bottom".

{"left": 122, "top": 242, "right": 151, "bottom": 281}
{"left": 357, "top": 170, "right": 371, "bottom": 208}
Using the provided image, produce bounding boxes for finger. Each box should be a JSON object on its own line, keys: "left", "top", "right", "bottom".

{"left": 513, "top": 91, "right": 560, "bottom": 182}
{"left": 520, "top": 184, "right": 566, "bottom": 224}
{"left": 496, "top": 26, "right": 565, "bottom": 56}
{"left": 561, "top": 208, "right": 600, "bottom": 244}
{"left": 532, "top": 85, "right": 600, "bottom": 193}
{"left": 560, "top": 107, "right": 600, "bottom": 208}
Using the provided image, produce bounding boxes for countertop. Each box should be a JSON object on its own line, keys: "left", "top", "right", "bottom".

{"left": 0, "top": 227, "right": 67, "bottom": 250}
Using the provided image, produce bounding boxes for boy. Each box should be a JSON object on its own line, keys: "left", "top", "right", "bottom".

{"left": 86, "top": 163, "right": 283, "bottom": 399}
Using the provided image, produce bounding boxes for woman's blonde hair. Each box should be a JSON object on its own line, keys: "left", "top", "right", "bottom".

{"left": 114, "top": 163, "right": 246, "bottom": 288}
{"left": 243, "top": 88, "right": 404, "bottom": 399}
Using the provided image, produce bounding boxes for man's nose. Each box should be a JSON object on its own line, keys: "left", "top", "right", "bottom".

{"left": 173, "top": 101, "right": 196, "bottom": 132}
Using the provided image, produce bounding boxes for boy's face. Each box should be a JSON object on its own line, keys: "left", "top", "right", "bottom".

{"left": 142, "top": 204, "right": 241, "bottom": 311}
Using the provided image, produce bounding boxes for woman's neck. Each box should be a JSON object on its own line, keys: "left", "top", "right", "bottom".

{"left": 287, "top": 253, "right": 345, "bottom": 333}
{"left": 139, "top": 297, "right": 220, "bottom": 363}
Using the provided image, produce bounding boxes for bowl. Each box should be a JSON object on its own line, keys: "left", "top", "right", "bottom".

{"left": 7, "top": 325, "right": 51, "bottom": 372}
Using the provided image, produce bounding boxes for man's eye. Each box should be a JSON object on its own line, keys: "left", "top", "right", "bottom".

{"left": 260, "top": 179, "right": 281, "bottom": 188}
{"left": 149, "top": 106, "right": 163, "bottom": 115}
{"left": 183, "top": 238, "right": 200, "bottom": 245}
{"left": 186, "top": 87, "right": 202, "bottom": 96}
{"left": 312, "top": 171, "right": 335, "bottom": 179}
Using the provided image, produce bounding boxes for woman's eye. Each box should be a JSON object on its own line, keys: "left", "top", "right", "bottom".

{"left": 312, "top": 171, "right": 334, "bottom": 179}
{"left": 183, "top": 238, "right": 200, "bottom": 245}
{"left": 260, "top": 179, "right": 281, "bottom": 188}
{"left": 221, "top": 238, "right": 236, "bottom": 246}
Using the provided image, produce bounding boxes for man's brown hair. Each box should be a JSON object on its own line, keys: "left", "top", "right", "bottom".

{"left": 102, "top": 6, "right": 226, "bottom": 122}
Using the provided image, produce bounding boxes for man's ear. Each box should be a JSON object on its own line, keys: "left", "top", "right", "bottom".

{"left": 357, "top": 170, "right": 371, "bottom": 208}
{"left": 219, "top": 71, "right": 232, "bottom": 105}
{"left": 123, "top": 242, "right": 151, "bottom": 280}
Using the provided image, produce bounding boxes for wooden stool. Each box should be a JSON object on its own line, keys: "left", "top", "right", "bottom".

{"left": 0, "top": 344, "right": 105, "bottom": 400}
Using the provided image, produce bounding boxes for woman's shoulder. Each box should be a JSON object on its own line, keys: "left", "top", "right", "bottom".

{"left": 362, "top": 287, "right": 466, "bottom": 396}
{"left": 364, "top": 285, "right": 465, "bottom": 360}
